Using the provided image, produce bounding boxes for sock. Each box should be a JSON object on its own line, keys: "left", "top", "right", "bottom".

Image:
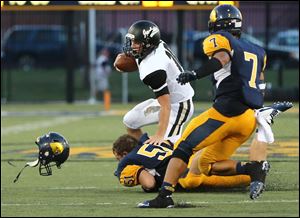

{"left": 236, "top": 161, "right": 248, "bottom": 174}
{"left": 236, "top": 161, "right": 268, "bottom": 181}
{"left": 256, "top": 126, "right": 274, "bottom": 143}
{"left": 160, "top": 182, "right": 175, "bottom": 197}
{"left": 202, "top": 175, "right": 250, "bottom": 187}
{"left": 255, "top": 111, "right": 274, "bottom": 143}
{"left": 178, "top": 172, "right": 204, "bottom": 189}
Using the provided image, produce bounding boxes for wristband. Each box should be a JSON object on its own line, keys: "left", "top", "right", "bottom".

{"left": 258, "top": 82, "right": 266, "bottom": 90}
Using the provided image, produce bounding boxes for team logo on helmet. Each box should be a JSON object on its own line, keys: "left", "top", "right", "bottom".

{"left": 143, "top": 26, "right": 159, "bottom": 39}
{"left": 50, "top": 142, "right": 64, "bottom": 155}
{"left": 210, "top": 9, "right": 217, "bottom": 22}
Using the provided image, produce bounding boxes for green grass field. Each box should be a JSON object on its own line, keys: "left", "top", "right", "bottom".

{"left": 1, "top": 102, "right": 299, "bottom": 217}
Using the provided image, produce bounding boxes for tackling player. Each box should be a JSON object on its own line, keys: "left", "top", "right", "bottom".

{"left": 137, "top": 4, "right": 293, "bottom": 208}
{"left": 120, "top": 20, "right": 195, "bottom": 146}
{"left": 113, "top": 100, "right": 292, "bottom": 193}
{"left": 113, "top": 133, "right": 250, "bottom": 192}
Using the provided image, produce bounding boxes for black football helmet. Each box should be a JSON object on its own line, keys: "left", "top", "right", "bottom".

{"left": 208, "top": 4, "right": 243, "bottom": 38}
{"left": 123, "top": 20, "right": 161, "bottom": 59}
{"left": 13, "top": 132, "right": 70, "bottom": 182}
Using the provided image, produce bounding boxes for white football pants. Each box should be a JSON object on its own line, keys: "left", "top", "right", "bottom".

{"left": 123, "top": 98, "right": 194, "bottom": 144}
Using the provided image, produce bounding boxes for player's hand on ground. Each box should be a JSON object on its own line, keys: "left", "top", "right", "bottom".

{"left": 145, "top": 134, "right": 165, "bottom": 145}
{"left": 176, "top": 70, "right": 197, "bottom": 85}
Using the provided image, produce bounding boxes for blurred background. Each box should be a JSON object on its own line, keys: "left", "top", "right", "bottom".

{"left": 1, "top": 1, "right": 299, "bottom": 104}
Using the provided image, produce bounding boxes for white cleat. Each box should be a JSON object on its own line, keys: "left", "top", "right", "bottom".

{"left": 256, "top": 101, "right": 293, "bottom": 125}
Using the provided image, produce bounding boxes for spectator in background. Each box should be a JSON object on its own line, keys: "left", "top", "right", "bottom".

{"left": 95, "top": 48, "right": 112, "bottom": 103}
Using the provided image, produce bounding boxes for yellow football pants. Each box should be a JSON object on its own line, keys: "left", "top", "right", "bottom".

{"left": 178, "top": 171, "right": 250, "bottom": 189}
{"left": 175, "top": 107, "right": 256, "bottom": 175}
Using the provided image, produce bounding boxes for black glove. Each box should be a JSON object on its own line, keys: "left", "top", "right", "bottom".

{"left": 176, "top": 70, "right": 197, "bottom": 85}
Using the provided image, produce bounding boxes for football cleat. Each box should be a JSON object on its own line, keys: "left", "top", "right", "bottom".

{"left": 137, "top": 195, "right": 174, "bottom": 208}
{"left": 248, "top": 161, "right": 270, "bottom": 200}
{"left": 250, "top": 181, "right": 265, "bottom": 200}
{"left": 256, "top": 101, "right": 293, "bottom": 125}
{"left": 250, "top": 181, "right": 266, "bottom": 200}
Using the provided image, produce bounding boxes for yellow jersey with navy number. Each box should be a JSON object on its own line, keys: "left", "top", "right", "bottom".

{"left": 202, "top": 31, "right": 267, "bottom": 116}
{"left": 114, "top": 133, "right": 173, "bottom": 188}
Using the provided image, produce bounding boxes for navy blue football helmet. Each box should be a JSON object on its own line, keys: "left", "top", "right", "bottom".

{"left": 208, "top": 4, "right": 243, "bottom": 37}
{"left": 35, "top": 132, "right": 70, "bottom": 176}
{"left": 13, "top": 132, "right": 70, "bottom": 182}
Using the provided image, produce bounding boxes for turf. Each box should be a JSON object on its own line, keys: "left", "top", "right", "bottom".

{"left": 1, "top": 102, "right": 299, "bottom": 217}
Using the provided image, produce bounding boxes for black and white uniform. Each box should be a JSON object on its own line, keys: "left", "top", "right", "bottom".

{"left": 123, "top": 40, "right": 195, "bottom": 143}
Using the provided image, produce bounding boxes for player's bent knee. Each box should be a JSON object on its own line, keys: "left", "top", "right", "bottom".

{"left": 178, "top": 173, "right": 203, "bottom": 189}
{"left": 199, "top": 162, "right": 212, "bottom": 176}
{"left": 172, "top": 142, "right": 194, "bottom": 164}
{"left": 123, "top": 112, "right": 138, "bottom": 129}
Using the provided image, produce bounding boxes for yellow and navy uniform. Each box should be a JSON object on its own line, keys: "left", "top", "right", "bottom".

{"left": 114, "top": 133, "right": 173, "bottom": 189}
{"left": 173, "top": 30, "right": 266, "bottom": 175}
{"left": 203, "top": 30, "right": 267, "bottom": 115}
{"left": 115, "top": 133, "right": 251, "bottom": 190}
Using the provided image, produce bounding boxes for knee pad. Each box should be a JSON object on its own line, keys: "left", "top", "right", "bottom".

{"left": 172, "top": 141, "right": 194, "bottom": 164}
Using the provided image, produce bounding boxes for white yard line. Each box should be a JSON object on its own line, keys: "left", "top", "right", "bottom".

{"left": 2, "top": 199, "right": 298, "bottom": 206}
{"left": 1, "top": 109, "right": 127, "bottom": 117}
{"left": 190, "top": 199, "right": 299, "bottom": 204}
{"left": 1, "top": 109, "right": 127, "bottom": 136}
{"left": 1, "top": 116, "right": 84, "bottom": 136}
{"left": 47, "top": 186, "right": 98, "bottom": 190}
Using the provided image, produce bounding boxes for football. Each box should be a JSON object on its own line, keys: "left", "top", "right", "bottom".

{"left": 114, "top": 53, "right": 138, "bottom": 72}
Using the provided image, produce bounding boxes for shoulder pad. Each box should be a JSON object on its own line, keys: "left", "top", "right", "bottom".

{"left": 203, "top": 34, "right": 232, "bottom": 57}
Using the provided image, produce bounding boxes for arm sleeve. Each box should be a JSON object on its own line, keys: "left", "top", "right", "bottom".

{"left": 142, "top": 70, "right": 170, "bottom": 98}
{"left": 194, "top": 57, "right": 223, "bottom": 79}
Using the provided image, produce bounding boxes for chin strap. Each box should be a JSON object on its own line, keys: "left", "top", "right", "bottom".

{"left": 13, "top": 159, "right": 39, "bottom": 183}
{"left": 13, "top": 164, "right": 29, "bottom": 183}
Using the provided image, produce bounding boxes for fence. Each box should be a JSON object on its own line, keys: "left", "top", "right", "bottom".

{"left": 1, "top": 1, "right": 299, "bottom": 103}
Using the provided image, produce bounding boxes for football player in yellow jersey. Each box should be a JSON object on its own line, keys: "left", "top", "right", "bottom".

{"left": 113, "top": 100, "right": 292, "bottom": 192}
{"left": 137, "top": 4, "right": 293, "bottom": 208}
{"left": 113, "top": 133, "right": 250, "bottom": 192}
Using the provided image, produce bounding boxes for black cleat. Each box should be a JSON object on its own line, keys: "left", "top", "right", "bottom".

{"left": 137, "top": 195, "right": 175, "bottom": 208}
{"left": 248, "top": 161, "right": 270, "bottom": 200}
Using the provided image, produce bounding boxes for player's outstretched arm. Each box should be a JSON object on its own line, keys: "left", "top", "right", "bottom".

{"left": 177, "top": 51, "right": 229, "bottom": 85}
